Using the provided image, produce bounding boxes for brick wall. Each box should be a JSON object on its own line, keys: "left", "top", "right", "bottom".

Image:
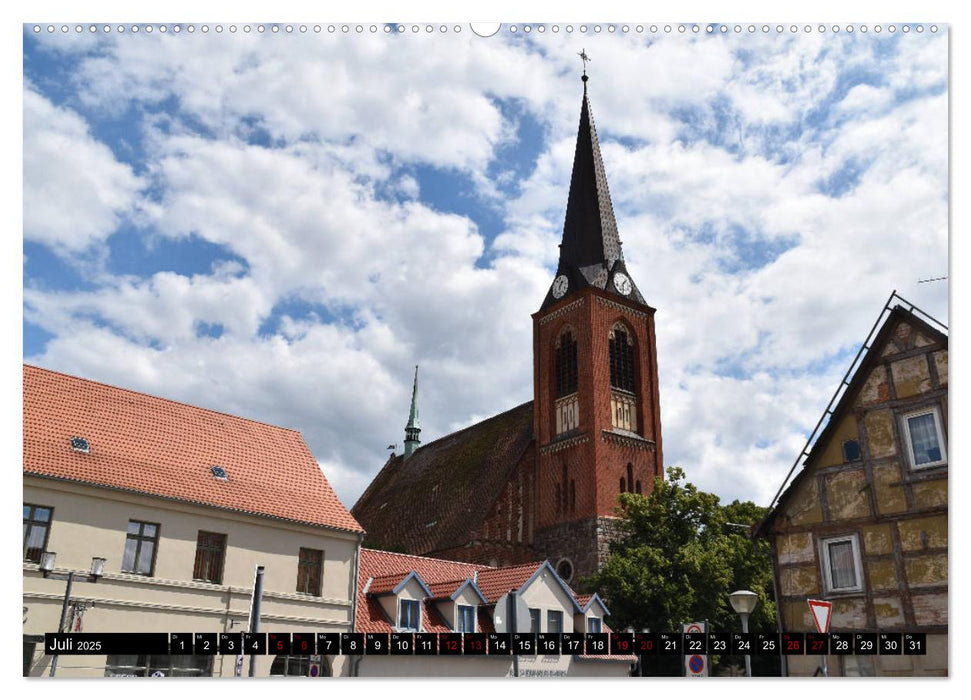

{"left": 430, "top": 448, "right": 537, "bottom": 568}
{"left": 533, "top": 287, "right": 663, "bottom": 536}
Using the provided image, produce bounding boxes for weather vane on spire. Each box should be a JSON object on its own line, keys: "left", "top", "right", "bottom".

{"left": 578, "top": 48, "right": 591, "bottom": 76}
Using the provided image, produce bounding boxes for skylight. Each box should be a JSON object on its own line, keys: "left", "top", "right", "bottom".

{"left": 210, "top": 465, "right": 229, "bottom": 480}
{"left": 70, "top": 436, "right": 90, "bottom": 453}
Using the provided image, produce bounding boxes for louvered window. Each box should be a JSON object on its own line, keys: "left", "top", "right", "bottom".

{"left": 609, "top": 325, "right": 636, "bottom": 392}
{"left": 555, "top": 330, "right": 578, "bottom": 398}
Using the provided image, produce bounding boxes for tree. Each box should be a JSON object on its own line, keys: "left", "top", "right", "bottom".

{"left": 584, "top": 466, "right": 778, "bottom": 675}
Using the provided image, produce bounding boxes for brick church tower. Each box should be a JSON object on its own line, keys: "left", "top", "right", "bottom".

{"left": 532, "top": 72, "right": 664, "bottom": 583}
{"left": 352, "top": 69, "right": 664, "bottom": 589}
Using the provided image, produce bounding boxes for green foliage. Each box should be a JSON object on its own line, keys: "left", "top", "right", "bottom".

{"left": 585, "top": 467, "right": 776, "bottom": 636}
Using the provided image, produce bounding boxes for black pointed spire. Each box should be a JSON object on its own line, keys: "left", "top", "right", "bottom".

{"left": 539, "top": 69, "right": 648, "bottom": 311}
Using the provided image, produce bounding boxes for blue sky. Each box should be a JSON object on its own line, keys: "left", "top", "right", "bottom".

{"left": 21, "top": 21, "right": 948, "bottom": 510}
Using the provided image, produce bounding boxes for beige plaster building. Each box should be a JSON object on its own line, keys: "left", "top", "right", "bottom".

{"left": 23, "top": 365, "right": 364, "bottom": 677}
{"left": 757, "top": 299, "right": 947, "bottom": 676}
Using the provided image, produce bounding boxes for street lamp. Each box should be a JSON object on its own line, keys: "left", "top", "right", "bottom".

{"left": 729, "top": 589, "right": 758, "bottom": 678}
{"left": 625, "top": 626, "right": 650, "bottom": 677}
{"left": 39, "top": 551, "right": 106, "bottom": 677}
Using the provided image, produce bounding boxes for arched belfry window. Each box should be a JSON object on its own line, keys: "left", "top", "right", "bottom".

{"left": 554, "top": 327, "right": 579, "bottom": 436}
{"left": 609, "top": 323, "right": 636, "bottom": 393}
{"left": 555, "top": 328, "right": 578, "bottom": 398}
{"left": 609, "top": 323, "right": 639, "bottom": 432}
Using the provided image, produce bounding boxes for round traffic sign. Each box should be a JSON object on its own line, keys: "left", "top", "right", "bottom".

{"left": 688, "top": 655, "right": 705, "bottom": 674}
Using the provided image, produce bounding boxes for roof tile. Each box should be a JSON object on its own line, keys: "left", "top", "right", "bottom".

{"left": 475, "top": 562, "right": 545, "bottom": 602}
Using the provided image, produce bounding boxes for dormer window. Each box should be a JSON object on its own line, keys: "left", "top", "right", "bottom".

{"left": 587, "top": 617, "right": 602, "bottom": 633}
{"left": 70, "top": 436, "right": 90, "bottom": 453}
{"left": 457, "top": 604, "right": 476, "bottom": 633}
{"left": 399, "top": 599, "right": 421, "bottom": 631}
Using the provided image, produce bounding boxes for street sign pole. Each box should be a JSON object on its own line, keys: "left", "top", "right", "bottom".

{"left": 807, "top": 599, "right": 832, "bottom": 678}
{"left": 248, "top": 565, "right": 265, "bottom": 678}
{"left": 682, "top": 621, "right": 707, "bottom": 677}
{"left": 509, "top": 591, "right": 519, "bottom": 678}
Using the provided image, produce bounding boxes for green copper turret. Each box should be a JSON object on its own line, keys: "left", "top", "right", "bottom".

{"left": 404, "top": 365, "right": 421, "bottom": 458}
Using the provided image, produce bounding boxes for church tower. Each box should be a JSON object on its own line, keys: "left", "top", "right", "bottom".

{"left": 532, "top": 72, "right": 663, "bottom": 584}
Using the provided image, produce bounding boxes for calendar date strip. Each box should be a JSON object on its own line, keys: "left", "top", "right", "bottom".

{"left": 45, "top": 631, "right": 928, "bottom": 656}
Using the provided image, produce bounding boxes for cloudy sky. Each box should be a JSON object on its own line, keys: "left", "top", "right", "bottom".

{"left": 22, "top": 22, "right": 948, "bottom": 513}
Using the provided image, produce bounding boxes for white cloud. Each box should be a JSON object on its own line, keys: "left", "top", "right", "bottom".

{"left": 23, "top": 86, "right": 143, "bottom": 251}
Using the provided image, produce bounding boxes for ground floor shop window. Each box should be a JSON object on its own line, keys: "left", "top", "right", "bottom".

{"left": 105, "top": 654, "right": 213, "bottom": 677}
{"left": 270, "top": 655, "right": 331, "bottom": 677}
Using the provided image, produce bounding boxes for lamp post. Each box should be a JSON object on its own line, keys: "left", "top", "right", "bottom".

{"left": 39, "top": 552, "right": 106, "bottom": 677}
{"left": 625, "top": 626, "right": 650, "bottom": 677}
{"left": 729, "top": 589, "right": 758, "bottom": 678}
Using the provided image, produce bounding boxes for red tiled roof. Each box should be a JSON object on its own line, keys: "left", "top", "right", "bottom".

{"left": 575, "top": 594, "right": 593, "bottom": 607}
{"left": 356, "top": 549, "right": 486, "bottom": 634}
{"left": 367, "top": 573, "right": 411, "bottom": 595}
{"left": 359, "top": 548, "right": 482, "bottom": 582}
{"left": 475, "top": 562, "right": 544, "bottom": 602}
{"left": 22, "top": 365, "right": 362, "bottom": 533}
{"left": 426, "top": 578, "right": 469, "bottom": 600}
{"left": 355, "top": 549, "right": 631, "bottom": 663}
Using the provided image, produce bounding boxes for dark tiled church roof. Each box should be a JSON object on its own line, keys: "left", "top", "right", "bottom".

{"left": 352, "top": 401, "right": 534, "bottom": 554}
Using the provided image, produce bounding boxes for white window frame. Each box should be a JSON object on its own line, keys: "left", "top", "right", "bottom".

{"left": 398, "top": 598, "right": 421, "bottom": 632}
{"left": 819, "top": 534, "right": 864, "bottom": 595}
{"left": 529, "top": 607, "right": 541, "bottom": 633}
{"left": 547, "top": 610, "right": 563, "bottom": 634}
{"left": 900, "top": 407, "right": 947, "bottom": 470}
{"left": 587, "top": 616, "right": 602, "bottom": 633}
{"left": 457, "top": 604, "right": 476, "bottom": 633}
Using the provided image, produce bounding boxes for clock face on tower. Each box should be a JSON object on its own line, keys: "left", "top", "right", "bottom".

{"left": 552, "top": 275, "right": 569, "bottom": 299}
{"left": 613, "top": 272, "right": 632, "bottom": 296}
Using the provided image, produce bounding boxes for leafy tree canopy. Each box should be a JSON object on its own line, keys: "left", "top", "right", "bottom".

{"left": 585, "top": 466, "right": 776, "bottom": 635}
